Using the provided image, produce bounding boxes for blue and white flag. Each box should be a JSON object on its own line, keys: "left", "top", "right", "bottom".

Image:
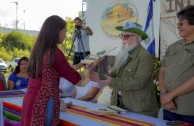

{"left": 142, "top": 0, "right": 156, "bottom": 56}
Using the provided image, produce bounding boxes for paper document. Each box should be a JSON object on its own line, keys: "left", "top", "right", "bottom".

{"left": 81, "top": 46, "right": 117, "bottom": 65}
{"left": 87, "top": 105, "right": 127, "bottom": 115}
{"left": 87, "top": 107, "right": 118, "bottom": 115}
{"left": 108, "top": 105, "right": 127, "bottom": 114}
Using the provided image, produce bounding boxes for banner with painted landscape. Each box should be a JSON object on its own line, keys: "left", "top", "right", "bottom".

{"left": 87, "top": 0, "right": 160, "bottom": 57}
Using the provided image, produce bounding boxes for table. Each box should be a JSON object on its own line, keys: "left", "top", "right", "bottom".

{"left": 0, "top": 97, "right": 167, "bottom": 126}
{"left": 61, "top": 98, "right": 167, "bottom": 126}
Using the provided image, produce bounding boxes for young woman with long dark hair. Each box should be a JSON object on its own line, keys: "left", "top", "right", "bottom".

{"left": 21, "top": 15, "right": 81, "bottom": 126}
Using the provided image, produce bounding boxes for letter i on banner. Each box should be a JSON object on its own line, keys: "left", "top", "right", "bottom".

{"left": 143, "top": 0, "right": 156, "bottom": 56}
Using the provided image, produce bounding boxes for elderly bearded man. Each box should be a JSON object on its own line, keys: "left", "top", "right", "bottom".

{"left": 89, "top": 21, "right": 159, "bottom": 117}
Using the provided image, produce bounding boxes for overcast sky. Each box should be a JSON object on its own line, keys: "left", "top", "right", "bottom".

{"left": 0, "top": 0, "right": 84, "bottom": 31}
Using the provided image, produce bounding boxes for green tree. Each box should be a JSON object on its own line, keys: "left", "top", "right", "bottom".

{"left": 0, "top": 31, "right": 36, "bottom": 60}
{"left": 59, "top": 17, "right": 75, "bottom": 62}
{"left": 10, "top": 48, "right": 30, "bottom": 59}
{"left": 22, "top": 34, "right": 36, "bottom": 51}
{"left": 2, "top": 31, "right": 26, "bottom": 51}
{"left": 0, "top": 17, "right": 75, "bottom": 64}
{"left": 0, "top": 47, "right": 12, "bottom": 60}
{"left": 0, "top": 32, "right": 5, "bottom": 47}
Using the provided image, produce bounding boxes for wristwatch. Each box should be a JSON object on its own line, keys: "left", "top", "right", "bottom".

{"left": 160, "top": 91, "right": 167, "bottom": 96}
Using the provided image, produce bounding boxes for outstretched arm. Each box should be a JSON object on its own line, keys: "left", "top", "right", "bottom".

{"left": 91, "top": 86, "right": 105, "bottom": 103}
{"left": 72, "top": 63, "right": 85, "bottom": 70}
{"left": 8, "top": 80, "right": 14, "bottom": 90}
{"left": 77, "top": 87, "right": 100, "bottom": 101}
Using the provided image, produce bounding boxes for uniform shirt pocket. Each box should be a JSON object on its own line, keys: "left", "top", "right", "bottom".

{"left": 166, "top": 51, "right": 177, "bottom": 65}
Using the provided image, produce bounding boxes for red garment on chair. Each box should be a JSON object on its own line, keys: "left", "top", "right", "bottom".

{"left": 0, "top": 80, "right": 4, "bottom": 91}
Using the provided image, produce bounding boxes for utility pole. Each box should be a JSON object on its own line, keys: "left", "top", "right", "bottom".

{"left": 82, "top": 0, "right": 87, "bottom": 20}
{"left": 82, "top": 0, "right": 83, "bottom": 20}
{"left": 11, "top": 2, "right": 18, "bottom": 29}
{"left": 23, "top": 10, "right": 26, "bottom": 30}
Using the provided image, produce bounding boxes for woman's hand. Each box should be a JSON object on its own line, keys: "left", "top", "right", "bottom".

{"left": 89, "top": 72, "right": 99, "bottom": 82}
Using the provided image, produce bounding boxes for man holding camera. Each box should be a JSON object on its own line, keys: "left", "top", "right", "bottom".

{"left": 72, "top": 17, "right": 93, "bottom": 65}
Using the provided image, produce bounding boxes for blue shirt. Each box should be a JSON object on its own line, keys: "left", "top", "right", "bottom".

{"left": 8, "top": 73, "right": 29, "bottom": 90}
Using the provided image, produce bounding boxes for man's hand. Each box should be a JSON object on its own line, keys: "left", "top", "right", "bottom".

{"left": 98, "top": 75, "right": 112, "bottom": 86}
{"left": 163, "top": 101, "right": 176, "bottom": 110}
{"left": 161, "top": 92, "right": 174, "bottom": 105}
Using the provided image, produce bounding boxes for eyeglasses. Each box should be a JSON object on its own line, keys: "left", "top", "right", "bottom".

{"left": 177, "top": 22, "right": 185, "bottom": 26}
{"left": 177, "top": 20, "right": 187, "bottom": 27}
{"left": 119, "top": 34, "right": 135, "bottom": 40}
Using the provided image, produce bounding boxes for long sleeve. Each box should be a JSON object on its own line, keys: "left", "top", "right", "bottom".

{"left": 0, "top": 74, "right": 7, "bottom": 90}
{"left": 109, "top": 45, "right": 154, "bottom": 91}
{"left": 110, "top": 55, "right": 153, "bottom": 91}
{"left": 54, "top": 48, "right": 81, "bottom": 85}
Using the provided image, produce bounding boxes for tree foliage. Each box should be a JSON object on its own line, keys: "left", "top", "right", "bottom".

{"left": 59, "top": 17, "right": 75, "bottom": 62}
{"left": 2, "top": 31, "right": 26, "bottom": 51}
{"left": 0, "top": 17, "right": 75, "bottom": 63}
{"left": 0, "top": 31, "right": 36, "bottom": 61}
{"left": 0, "top": 47, "right": 12, "bottom": 60}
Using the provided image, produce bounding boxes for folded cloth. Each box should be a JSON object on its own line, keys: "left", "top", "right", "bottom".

{"left": 97, "top": 86, "right": 112, "bottom": 106}
{"left": 4, "top": 118, "right": 20, "bottom": 126}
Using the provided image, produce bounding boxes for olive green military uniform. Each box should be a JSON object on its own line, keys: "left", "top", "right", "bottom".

{"left": 108, "top": 43, "right": 158, "bottom": 117}
{"left": 161, "top": 39, "right": 194, "bottom": 116}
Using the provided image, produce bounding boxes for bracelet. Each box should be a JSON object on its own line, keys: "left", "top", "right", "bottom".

{"left": 88, "top": 65, "right": 95, "bottom": 71}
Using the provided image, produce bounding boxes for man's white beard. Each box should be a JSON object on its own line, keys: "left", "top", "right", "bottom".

{"left": 114, "top": 41, "right": 138, "bottom": 69}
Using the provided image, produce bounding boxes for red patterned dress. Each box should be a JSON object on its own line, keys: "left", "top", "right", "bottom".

{"left": 21, "top": 48, "right": 81, "bottom": 126}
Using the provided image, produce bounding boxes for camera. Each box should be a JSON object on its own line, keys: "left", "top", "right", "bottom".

{"left": 75, "top": 25, "right": 82, "bottom": 30}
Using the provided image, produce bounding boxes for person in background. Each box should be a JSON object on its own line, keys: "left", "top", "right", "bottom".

{"left": 7, "top": 57, "right": 29, "bottom": 90}
{"left": 59, "top": 77, "right": 102, "bottom": 101}
{"left": 21, "top": 15, "right": 81, "bottom": 126}
{"left": 89, "top": 21, "right": 158, "bottom": 117}
{"left": 72, "top": 17, "right": 93, "bottom": 65}
{"left": 159, "top": 5, "right": 194, "bottom": 124}
{"left": 73, "top": 80, "right": 101, "bottom": 101}
{"left": 0, "top": 72, "right": 7, "bottom": 90}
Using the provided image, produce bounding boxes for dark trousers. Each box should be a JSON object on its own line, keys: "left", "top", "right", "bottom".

{"left": 163, "top": 109, "right": 194, "bottom": 124}
{"left": 73, "top": 51, "right": 90, "bottom": 65}
{"left": 117, "top": 94, "right": 126, "bottom": 109}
